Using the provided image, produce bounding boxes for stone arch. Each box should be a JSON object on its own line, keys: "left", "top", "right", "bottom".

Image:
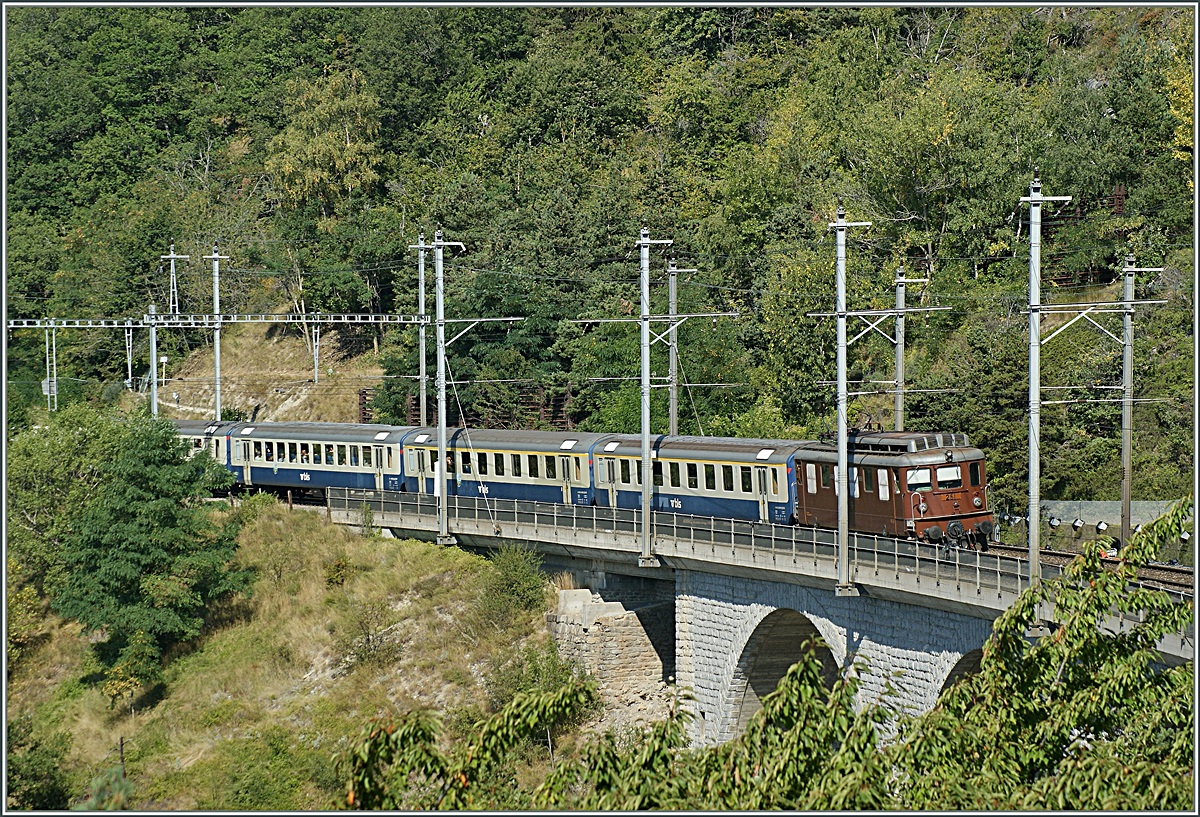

{"left": 938, "top": 648, "right": 984, "bottom": 698}
{"left": 730, "top": 608, "right": 838, "bottom": 736}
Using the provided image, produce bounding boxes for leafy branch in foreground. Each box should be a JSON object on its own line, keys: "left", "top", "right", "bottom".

{"left": 887, "top": 496, "right": 1194, "bottom": 810}
{"left": 337, "top": 678, "right": 597, "bottom": 809}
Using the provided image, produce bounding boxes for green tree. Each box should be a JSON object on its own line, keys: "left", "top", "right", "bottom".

{"left": 5, "top": 714, "right": 73, "bottom": 811}
{"left": 6, "top": 403, "right": 127, "bottom": 594}
{"left": 265, "top": 64, "right": 383, "bottom": 224}
{"left": 51, "top": 412, "right": 247, "bottom": 670}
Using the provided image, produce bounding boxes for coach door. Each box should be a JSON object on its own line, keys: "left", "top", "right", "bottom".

{"left": 596, "top": 457, "right": 618, "bottom": 506}
{"left": 559, "top": 454, "right": 575, "bottom": 504}
{"left": 241, "top": 441, "right": 253, "bottom": 486}
{"left": 415, "top": 449, "right": 432, "bottom": 494}
{"left": 755, "top": 466, "right": 770, "bottom": 522}
{"left": 373, "top": 446, "right": 385, "bottom": 492}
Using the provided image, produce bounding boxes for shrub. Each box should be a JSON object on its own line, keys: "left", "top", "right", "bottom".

{"left": 477, "top": 544, "right": 548, "bottom": 628}
{"left": 5, "top": 715, "right": 72, "bottom": 810}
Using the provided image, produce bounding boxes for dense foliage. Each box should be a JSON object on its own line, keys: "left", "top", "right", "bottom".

{"left": 6, "top": 407, "right": 248, "bottom": 707}
{"left": 5, "top": 6, "right": 1193, "bottom": 514}
{"left": 338, "top": 498, "right": 1194, "bottom": 810}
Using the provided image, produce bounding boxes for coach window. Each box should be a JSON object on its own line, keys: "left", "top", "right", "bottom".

{"left": 512, "top": 454, "right": 521, "bottom": 478}
{"left": 722, "top": 464, "right": 734, "bottom": 492}
{"left": 771, "top": 468, "right": 779, "bottom": 496}
{"left": 669, "top": 462, "right": 680, "bottom": 488}
{"left": 620, "top": 459, "right": 631, "bottom": 484}
{"left": 363, "top": 447, "right": 372, "bottom": 468}
{"left": 740, "top": 466, "right": 753, "bottom": 493}
{"left": 324, "top": 444, "right": 335, "bottom": 465}
{"left": 387, "top": 448, "right": 393, "bottom": 469}
{"left": 334, "top": 445, "right": 344, "bottom": 466}
{"left": 349, "top": 446, "right": 359, "bottom": 467}
{"left": 473, "top": 452, "right": 485, "bottom": 475}
{"left": 287, "top": 442, "right": 297, "bottom": 463}
{"left": 574, "top": 457, "right": 582, "bottom": 482}
{"left": 460, "top": 452, "right": 472, "bottom": 474}
{"left": 704, "top": 463, "right": 716, "bottom": 491}
{"left": 969, "top": 462, "right": 981, "bottom": 487}
{"left": 494, "top": 453, "right": 504, "bottom": 476}
{"left": 653, "top": 462, "right": 664, "bottom": 487}
{"left": 545, "top": 456, "right": 556, "bottom": 480}
{"left": 253, "top": 441, "right": 263, "bottom": 461}
{"left": 529, "top": 455, "right": 540, "bottom": 478}
{"left": 687, "top": 463, "right": 699, "bottom": 490}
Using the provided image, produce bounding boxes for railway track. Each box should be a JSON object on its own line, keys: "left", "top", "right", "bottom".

{"left": 985, "top": 542, "right": 1194, "bottom": 593}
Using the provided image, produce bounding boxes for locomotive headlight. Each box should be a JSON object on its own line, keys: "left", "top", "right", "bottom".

{"left": 973, "top": 496, "right": 983, "bottom": 508}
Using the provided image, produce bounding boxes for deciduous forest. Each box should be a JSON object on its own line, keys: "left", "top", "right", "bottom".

{"left": 6, "top": 5, "right": 1194, "bottom": 512}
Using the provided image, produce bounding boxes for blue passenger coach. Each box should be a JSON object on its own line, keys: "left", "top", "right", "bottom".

{"left": 591, "top": 434, "right": 798, "bottom": 524}
{"left": 176, "top": 420, "right": 411, "bottom": 492}
{"left": 400, "top": 427, "right": 616, "bottom": 506}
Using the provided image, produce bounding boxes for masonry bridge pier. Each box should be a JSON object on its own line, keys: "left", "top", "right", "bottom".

{"left": 326, "top": 488, "right": 1192, "bottom": 745}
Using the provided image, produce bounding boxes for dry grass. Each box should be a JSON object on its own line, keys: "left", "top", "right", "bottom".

{"left": 7, "top": 504, "right": 555, "bottom": 810}
{"left": 155, "top": 319, "right": 386, "bottom": 423}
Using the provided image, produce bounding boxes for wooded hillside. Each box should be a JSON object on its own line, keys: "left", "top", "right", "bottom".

{"left": 5, "top": 5, "right": 1194, "bottom": 512}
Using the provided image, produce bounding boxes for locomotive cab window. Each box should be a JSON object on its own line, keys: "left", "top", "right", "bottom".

{"left": 862, "top": 468, "right": 875, "bottom": 494}
{"left": 936, "top": 465, "right": 962, "bottom": 489}
{"left": 906, "top": 468, "right": 932, "bottom": 492}
{"left": 969, "top": 462, "right": 981, "bottom": 487}
{"left": 806, "top": 463, "right": 817, "bottom": 494}
{"left": 820, "top": 464, "right": 832, "bottom": 489}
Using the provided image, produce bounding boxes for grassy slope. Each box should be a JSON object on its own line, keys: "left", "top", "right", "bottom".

{"left": 156, "top": 320, "right": 385, "bottom": 423}
{"left": 7, "top": 504, "right": 558, "bottom": 810}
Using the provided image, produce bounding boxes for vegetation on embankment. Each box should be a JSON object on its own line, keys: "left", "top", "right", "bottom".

{"left": 6, "top": 488, "right": 587, "bottom": 810}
